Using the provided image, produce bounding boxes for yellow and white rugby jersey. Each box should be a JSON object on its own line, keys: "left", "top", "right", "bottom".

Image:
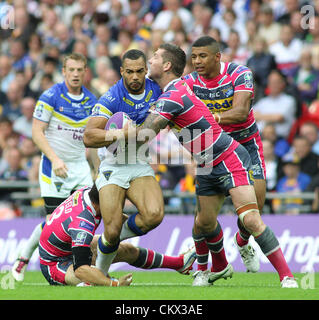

{"left": 33, "top": 82, "right": 97, "bottom": 162}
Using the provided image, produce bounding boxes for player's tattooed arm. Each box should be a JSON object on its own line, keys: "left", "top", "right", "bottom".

{"left": 141, "top": 113, "right": 169, "bottom": 135}
{"left": 135, "top": 113, "right": 169, "bottom": 144}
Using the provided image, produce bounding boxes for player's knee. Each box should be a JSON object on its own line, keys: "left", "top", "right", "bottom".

{"left": 195, "top": 214, "right": 216, "bottom": 234}
{"left": 104, "top": 223, "right": 122, "bottom": 245}
{"left": 142, "top": 206, "right": 164, "bottom": 230}
{"left": 242, "top": 211, "right": 265, "bottom": 235}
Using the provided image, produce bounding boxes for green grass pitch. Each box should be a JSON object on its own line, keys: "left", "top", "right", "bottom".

{"left": 0, "top": 271, "right": 318, "bottom": 300}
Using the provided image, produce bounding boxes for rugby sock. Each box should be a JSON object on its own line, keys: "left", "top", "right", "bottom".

{"left": 120, "top": 213, "right": 147, "bottom": 241}
{"left": 96, "top": 234, "right": 119, "bottom": 275}
{"left": 236, "top": 218, "right": 250, "bottom": 247}
{"left": 254, "top": 226, "right": 293, "bottom": 281}
{"left": 205, "top": 221, "right": 228, "bottom": 272}
{"left": 192, "top": 229, "right": 208, "bottom": 271}
{"left": 19, "top": 221, "right": 45, "bottom": 260}
{"left": 131, "top": 247, "right": 183, "bottom": 270}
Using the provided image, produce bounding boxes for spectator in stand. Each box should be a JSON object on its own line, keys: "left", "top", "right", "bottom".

{"left": 152, "top": 0, "right": 194, "bottom": 34}
{"left": 0, "top": 55, "right": 15, "bottom": 94}
{"left": 223, "top": 30, "right": 251, "bottom": 65}
{"left": 110, "top": 29, "right": 140, "bottom": 58}
{"left": 36, "top": 7, "right": 59, "bottom": 46}
{"left": 189, "top": 3, "right": 213, "bottom": 42}
{"left": 0, "top": 147, "right": 29, "bottom": 204}
{"left": 305, "top": 15, "right": 319, "bottom": 46}
{"left": 262, "top": 139, "right": 280, "bottom": 192}
{"left": 254, "top": 69, "right": 297, "bottom": 140}
{"left": 19, "top": 137, "right": 40, "bottom": 173}
{"left": 9, "top": 39, "right": 33, "bottom": 83}
{"left": 285, "top": 135, "right": 319, "bottom": 178}
{"left": 0, "top": 116, "right": 14, "bottom": 154}
{"left": 91, "top": 57, "right": 120, "bottom": 97}
{"left": 289, "top": 10, "right": 308, "bottom": 41}
{"left": 277, "top": 0, "right": 300, "bottom": 25}
{"left": 288, "top": 48, "right": 319, "bottom": 106}
{"left": 88, "top": 24, "right": 115, "bottom": 60}
{"left": 13, "top": 97, "right": 35, "bottom": 139}
{"left": 261, "top": 123, "right": 290, "bottom": 158}
{"left": 30, "top": 56, "right": 63, "bottom": 94}
{"left": 245, "top": 19, "right": 259, "bottom": 52}
{"left": 257, "top": 4, "right": 282, "bottom": 46}
{"left": 305, "top": 158, "right": 319, "bottom": 213}
{"left": 299, "top": 122, "right": 319, "bottom": 156}
{"left": 274, "top": 154, "right": 311, "bottom": 215}
{"left": 163, "top": 14, "right": 185, "bottom": 43}
{"left": 268, "top": 24, "right": 303, "bottom": 76}
{"left": 0, "top": 80, "right": 24, "bottom": 121}
{"left": 11, "top": 5, "right": 37, "bottom": 47}
{"left": 247, "top": 37, "right": 277, "bottom": 101}
{"left": 217, "top": 8, "right": 248, "bottom": 45}
{"left": 27, "top": 34, "right": 44, "bottom": 72}
{"left": 53, "top": 21, "right": 75, "bottom": 55}
{"left": 210, "top": 0, "right": 247, "bottom": 32}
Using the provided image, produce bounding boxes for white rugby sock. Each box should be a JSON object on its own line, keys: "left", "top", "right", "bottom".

{"left": 20, "top": 222, "right": 43, "bottom": 260}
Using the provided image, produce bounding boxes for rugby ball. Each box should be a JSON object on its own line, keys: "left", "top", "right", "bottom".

{"left": 105, "top": 112, "right": 131, "bottom": 130}
{"left": 105, "top": 112, "right": 130, "bottom": 154}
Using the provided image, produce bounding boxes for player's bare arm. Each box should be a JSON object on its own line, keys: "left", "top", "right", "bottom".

{"left": 32, "top": 118, "right": 68, "bottom": 178}
{"left": 84, "top": 116, "right": 124, "bottom": 148}
{"left": 216, "top": 91, "right": 252, "bottom": 125}
{"left": 135, "top": 112, "right": 169, "bottom": 141}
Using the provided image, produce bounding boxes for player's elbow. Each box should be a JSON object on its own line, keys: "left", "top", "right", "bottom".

{"left": 83, "top": 129, "right": 94, "bottom": 147}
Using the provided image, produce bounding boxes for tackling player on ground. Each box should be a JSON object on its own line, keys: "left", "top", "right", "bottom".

{"left": 39, "top": 183, "right": 196, "bottom": 286}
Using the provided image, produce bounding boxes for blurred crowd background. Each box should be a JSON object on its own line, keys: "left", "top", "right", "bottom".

{"left": 1, "top": 0, "right": 319, "bottom": 218}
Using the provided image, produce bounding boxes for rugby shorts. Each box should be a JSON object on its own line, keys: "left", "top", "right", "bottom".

{"left": 40, "top": 256, "right": 72, "bottom": 285}
{"left": 196, "top": 144, "right": 254, "bottom": 196}
{"left": 95, "top": 162, "right": 155, "bottom": 190}
{"left": 39, "top": 155, "right": 93, "bottom": 198}
{"left": 241, "top": 134, "right": 266, "bottom": 180}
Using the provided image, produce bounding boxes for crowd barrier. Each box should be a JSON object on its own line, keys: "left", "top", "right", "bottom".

{"left": 0, "top": 215, "right": 318, "bottom": 273}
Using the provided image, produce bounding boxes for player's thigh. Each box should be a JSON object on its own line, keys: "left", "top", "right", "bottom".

{"left": 126, "top": 176, "right": 164, "bottom": 217}
{"left": 229, "top": 185, "right": 257, "bottom": 209}
{"left": 195, "top": 194, "right": 225, "bottom": 233}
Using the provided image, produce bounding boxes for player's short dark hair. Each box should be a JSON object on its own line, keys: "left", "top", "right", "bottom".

{"left": 122, "top": 49, "right": 147, "bottom": 64}
{"left": 192, "top": 36, "right": 220, "bottom": 54}
{"left": 88, "top": 183, "right": 99, "bottom": 205}
{"left": 159, "top": 43, "right": 186, "bottom": 77}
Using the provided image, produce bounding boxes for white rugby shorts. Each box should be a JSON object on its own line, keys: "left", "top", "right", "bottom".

{"left": 95, "top": 162, "right": 155, "bottom": 190}
{"left": 39, "top": 155, "right": 93, "bottom": 198}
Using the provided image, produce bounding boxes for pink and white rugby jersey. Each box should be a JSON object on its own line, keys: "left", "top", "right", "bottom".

{"left": 154, "top": 78, "right": 239, "bottom": 167}
{"left": 39, "top": 187, "right": 101, "bottom": 265}
{"left": 183, "top": 62, "right": 258, "bottom": 143}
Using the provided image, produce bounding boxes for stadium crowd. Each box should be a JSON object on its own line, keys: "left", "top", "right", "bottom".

{"left": 1, "top": 0, "right": 319, "bottom": 217}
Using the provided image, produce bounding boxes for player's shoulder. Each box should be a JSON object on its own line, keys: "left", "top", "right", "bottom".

{"left": 37, "top": 82, "right": 63, "bottom": 105}
{"left": 183, "top": 71, "right": 199, "bottom": 82}
{"left": 82, "top": 86, "right": 98, "bottom": 102}
{"left": 226, "top": 62, "right": 251, "bottom": 77}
